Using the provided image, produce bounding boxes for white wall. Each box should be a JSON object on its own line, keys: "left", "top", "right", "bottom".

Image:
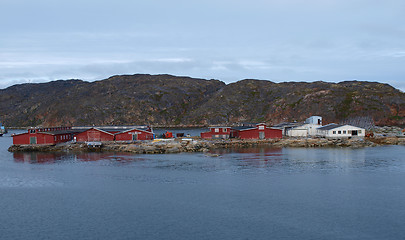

{"left": 287, "top": 124, "right": 320, "bottom": 137}
{"left": 318, "top": 125, "right": 365, "bottom": 138}
{"left": 287, "top": 128, "right": 308, "bottom": 137}
{"left": 305, "top": 116, "right": 322, "bottom": 125}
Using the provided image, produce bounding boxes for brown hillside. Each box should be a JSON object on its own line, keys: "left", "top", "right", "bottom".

{"left": 0, "top": 74, "right": 404, "bottom": 127}
{"left": 185, "top": 80, "right": 405, "bottom": 126}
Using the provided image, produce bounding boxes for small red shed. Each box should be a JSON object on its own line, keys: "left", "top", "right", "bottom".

{"left": 230, "top": 123, "right": 282, "bottom": 139}
{"left": 201, "top": 127, "right": 231, "bottom": 139}
{"left": 115, "top": 128, "right": 154, "bottom": 141}
{"left": 12, "top": 127, "right": 76, "bottom": 145}
{"left": 74, "top": 128, "right": 115, "bottom": 142}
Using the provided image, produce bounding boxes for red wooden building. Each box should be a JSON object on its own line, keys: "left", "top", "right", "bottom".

{"left": 201, "top": 127, "right": 231, "bottom": 139}
{"left": 230, "top": 123, "right": 282, "bottom": 139}
{"left": 12, "top": 127, "right": 78, "bottom": 145}
{"left": 73, "top": 128, "right": 115, "bottom": 142}
{"left": 12, "top": 125, "right": 155, "bottom": 145}
{"left": 73, "top": 126, "right": 154, "bottom": 142}
{"left": 115, "top": 128, "right": 154, "bottom": 141}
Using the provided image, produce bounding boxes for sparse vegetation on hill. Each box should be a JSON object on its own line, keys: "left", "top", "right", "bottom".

{"left": 0, "top": 74, "right": 404, "bottom": 127}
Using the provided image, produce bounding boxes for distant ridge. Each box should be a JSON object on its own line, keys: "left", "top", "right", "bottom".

{"left": 0, "top": 74, "right": 404, "bottom": 127}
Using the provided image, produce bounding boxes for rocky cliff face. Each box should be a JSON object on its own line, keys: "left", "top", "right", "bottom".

{"left": 0, "top": 74, "right": 404, "bottom": 127}
{"left": 187, "top": 79, "right": 405, "bottom": 126}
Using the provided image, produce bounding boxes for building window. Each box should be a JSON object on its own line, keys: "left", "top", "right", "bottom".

{"left": 338, "top": 131, "right": 341, "bottom": 134}
{"left": 215, "top": 128, "right": 219, "bottom": 132}
{"left": 333, "top": 131, "right": 336, "bottom": 134}
{"left": 358, "top": 130, "right": 362, "bottom": 134}
{"left": 258, "top": 126, "right": 265, "bottom": 130}
{"left": 343, "top": 130, "right": 346, "bottom": 134}
{"left": 223, "top": 128, "right": 227, "bottom": 132}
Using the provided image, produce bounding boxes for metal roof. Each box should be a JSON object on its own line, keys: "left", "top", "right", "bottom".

{"left": 317, "top": 123, "right": 342, "bottom": 131}
{"left": 118, "top": 128, "right": 153, "bottom": 134}
{"left": 77, "top": 127, "right": 152, "bottom": 134}
{"left": 40, "top": 129, "right": 85, "bottom": 135}
{"left": 72, "top": 126, "right": 149, "bottom": 130}
{"left": 231, "top": 126, "right": 256, "bottom": 131}
{"left": 273, "top": 122, "right": 301, "bottom": 128}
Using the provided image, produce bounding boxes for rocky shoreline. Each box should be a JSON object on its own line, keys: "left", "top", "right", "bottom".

{"left": 7, "top": 137, "right": 405, "bottom": 154}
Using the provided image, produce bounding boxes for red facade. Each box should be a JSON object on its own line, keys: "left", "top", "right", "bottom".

{"left": 201, "top": 127, "right": 231, "bottom": 139}
{"left": 12, "top": 126, "right": 155, "bottom": 145}
{"left": 12, "top": 127, "right": 74, "bottom": 145}
{"left": 115, "top": 128, "right": 154, "bottom": 141}
{"left": 231, "top": 124, "right": 282, "bottom": 140}
{"left": 74, "top": 128, "right": 115, "bottom": 142}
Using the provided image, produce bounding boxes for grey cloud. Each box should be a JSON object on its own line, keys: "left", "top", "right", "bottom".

{"left": 1, "top": 0, "right": 405, "bottom": 91}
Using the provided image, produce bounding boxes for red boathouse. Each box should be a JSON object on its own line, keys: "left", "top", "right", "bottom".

{"left": 12, "top": 127, "right": 77, "bottom": 145}
{"left": 115, "top": 128, "right": 154, "bottom": 141}
{"left": 73, "top": 128, "right": 115, "bottom": 142}
{"left": 12, "top": 125, "right": 155, "bottom": 145}
{"left": 230, "top": 123, "right": 282, "bottom": 140}
{"left": 73, "top": 126, "right": 154, "bottom": 142}
{"left": 201, "top": 127, "right": 231, "bottom": 139}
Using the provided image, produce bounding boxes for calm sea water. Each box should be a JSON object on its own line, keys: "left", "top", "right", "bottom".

{"left": 1, "top": 131, "right": 405, "bottom": 240}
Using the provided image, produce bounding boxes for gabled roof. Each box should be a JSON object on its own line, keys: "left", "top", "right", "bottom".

{"left": 317, "top": 123, "right": 342, "bottom": 130}
{"left": 116, "top": 127, "right": 153, "bottom": 135}
{"left": 72, "top": 126, "right": 150, "bottom": 132}
{"left": 75, "top": 127, "right": 115, "bottom": 135}
{"left": 318, "top": 124, "right": 366, "bottom": 131}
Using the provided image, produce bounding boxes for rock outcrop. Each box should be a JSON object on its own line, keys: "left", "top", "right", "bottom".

{"left": 8, "top": 137, "right": 405, "bottom": 154}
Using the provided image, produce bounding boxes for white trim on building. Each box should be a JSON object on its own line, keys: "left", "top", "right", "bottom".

{"left": 317, "top": 124, "right": 365, "bottom": 138}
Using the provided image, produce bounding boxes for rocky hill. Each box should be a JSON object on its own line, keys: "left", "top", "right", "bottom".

{"left": 0, "top": 74, "right": 404, "bottom": 127}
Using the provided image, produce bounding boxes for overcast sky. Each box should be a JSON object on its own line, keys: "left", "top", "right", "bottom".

{"left": 1, "top": 0, "right": 405, "bottom": 90}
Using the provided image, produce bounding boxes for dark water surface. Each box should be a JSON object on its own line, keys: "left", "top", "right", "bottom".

{"left": 1, "top": 131, "right": 405, "bottom": 239}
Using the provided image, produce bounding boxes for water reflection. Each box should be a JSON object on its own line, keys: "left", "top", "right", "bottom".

{"left": 13, "top": 152, "right": 144, "bottom": 164}
{"left": 211, "top": 147, "right": 282, "bottom": 155}
{"left": 11, "top": 146, "right": 405, "bottom": 172}
{"left": 211, "top": 147, "right": 283, "bottom": 169}
{"left": 13, "top": 152, "right": 66, "bottom": 164}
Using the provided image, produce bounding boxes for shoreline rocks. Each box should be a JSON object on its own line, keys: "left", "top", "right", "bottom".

{"left": 7, "top": 137, "right": 405, "bottom": 154}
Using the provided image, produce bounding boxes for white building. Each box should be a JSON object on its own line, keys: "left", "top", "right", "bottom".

{"left": 272, "top": 122, "right": 301, "bottom": 136}
{"left": 286, "top": 116, "right": 323, "bottom": 137}
{"left": 316, "top": 124, "right": 365, "bottom": 138}
{"left": 305, "top": 116, "right": 322, "bottom": 125}
{"left": 286, "top": 123, "right": 321, "bottom": 137}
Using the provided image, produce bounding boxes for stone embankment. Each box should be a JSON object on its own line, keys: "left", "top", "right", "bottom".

{"left": 8, "top": 137, "right": 405, "bottom": 154}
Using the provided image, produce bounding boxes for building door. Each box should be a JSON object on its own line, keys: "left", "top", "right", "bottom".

{"left": 30, "top": 137, "right": 37, "bottom": 144}
{"left": 132, "top": 133, "right": 138, "bottom": 141}
{"left": 351, "top": 130, "right": 358, "bottom": 136}
{"left": 259, "top": 132, "right": 265, "bottom": 139}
